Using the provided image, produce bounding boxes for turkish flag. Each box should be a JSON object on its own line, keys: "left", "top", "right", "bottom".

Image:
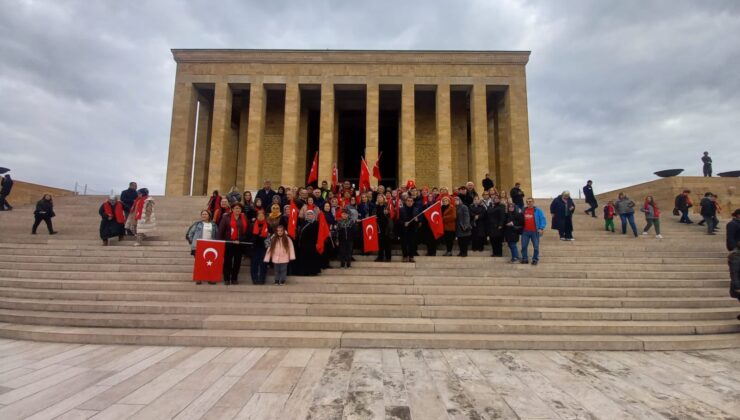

{"left": 316, "top": 212, "right": 331, "bottom": 254}
{"left": 193, "top": 239, "right": 225, "bottom": 283}
{"left": 362, "top": 216, "right": 379, "bottom": 253}
{"left": 372, "top": 151, "right": 382, "bottom": 181}
{"left": 359, "top": 157, "right": 371, "bottom": 192}
{"left": 306, "top": 152, "right": 319, "bottom": 186}
{"left": 331, "top": 162, "right": 338, "bottom": 193}
{"left": 288, "top": 200, "right": 299, "bottom": 239}
{"left": 423, "top": 201, "right": 444, "bottom": 239}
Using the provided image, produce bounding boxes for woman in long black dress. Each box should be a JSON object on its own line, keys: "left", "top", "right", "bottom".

{"left": 99, "top": 195, "right": 125, "bottom": 245}
{"left": 296, "top": 209, "right": 321, "bottom": 276}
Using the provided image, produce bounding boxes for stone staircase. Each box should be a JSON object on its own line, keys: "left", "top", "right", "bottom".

{"left": 0, "top": 195, "right": 737, "bottom": 350}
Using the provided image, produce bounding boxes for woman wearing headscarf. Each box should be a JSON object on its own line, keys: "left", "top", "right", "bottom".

{"left": 550, "top": 190, "right": 576, "bottom": 241}
{"left": 266, "top": 203, "right": 282, "bottom": 232}
{"left": 218, "top": 202, "right": 249, "bottom": 285}
{"left": 296, "top": 209, "right": 321, "bottom": 275}
{"left": 226, "top": 186, "right": 242, "bottom": 205}
{"left": 99, "top": 195, "right": 125, "bottom": 245}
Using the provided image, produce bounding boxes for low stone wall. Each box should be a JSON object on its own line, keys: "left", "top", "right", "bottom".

{"left": 595, "top": 176, "right": 739, "bottom": 216}
{"left": 2, "top": 180, "right": 76, "bottom": 208}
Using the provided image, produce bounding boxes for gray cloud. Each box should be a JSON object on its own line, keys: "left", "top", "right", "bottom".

{"left": 1, "top": 0, "right": 738, "bottom": 197}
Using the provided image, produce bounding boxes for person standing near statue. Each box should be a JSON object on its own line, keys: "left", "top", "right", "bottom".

{"left": 702, "top": 151, "right": 712, "bottom": 177}
{"left": 583, "top": 180, "right": 598, "bottom": 217}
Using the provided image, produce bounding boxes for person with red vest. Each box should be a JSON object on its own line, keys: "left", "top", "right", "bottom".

{"left": 603, "top": 201, "right": 616, "bottom": 233}
{"left": 250, "top": 210, "right": 271, "bottom": 284}
{"left": 99, "top": 195, "right": 126, "bottom": 246}
{"left": 218, "top": 202, "right": 249, "bottom": 285}
{"left": 640, "top": 196, "right": 663, "bottom": 239}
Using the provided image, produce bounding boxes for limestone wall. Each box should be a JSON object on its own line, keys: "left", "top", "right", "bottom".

{"left": 3, "top": 180, "right": 75, "bottom": 207}
{"left": 414, "top": 91, "right": 438, "bottom": 187}
{"left": 595, "top": 176, "right": 740, "bottom": 217}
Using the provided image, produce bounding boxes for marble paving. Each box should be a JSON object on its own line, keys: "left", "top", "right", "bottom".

{"left": 0, "top": 339, "right": 737, "bottom": 419}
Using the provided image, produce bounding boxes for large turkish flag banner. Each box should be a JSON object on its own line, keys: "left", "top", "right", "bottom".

{"left": 193, "top": 239, "right": 225, "bottom": 283}
{"left": 362, "top": 216, "right": 379, "bottom": 253}
{"left": 424, "top": 201, "right": 444, "bottom": 239}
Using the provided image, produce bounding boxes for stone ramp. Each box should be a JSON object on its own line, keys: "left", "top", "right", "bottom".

{"left": 0, "top": 195, "right": 737, "bottom": 349}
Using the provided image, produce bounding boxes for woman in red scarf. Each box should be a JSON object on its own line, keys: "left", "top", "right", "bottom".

{"left": 250, "top": 210, "right": 271, "bottom": 284}
{"left": 218, "top": 202, "right": 248, "bottom": 285}
{"left": 99, "top": 195, "right": 126, "bottom": 246}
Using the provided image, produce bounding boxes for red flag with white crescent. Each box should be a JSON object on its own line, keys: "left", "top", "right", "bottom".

{"left": 288, "top": 200, "right": 299, "bottom": 239}
{"left": 306, "top": 152, "right": 319, "bottom": 186}
{"left": 423, "top": 200, "right": 444, "bottom": 239}
{"left": 359, "top": 157, "right": 371, "bottom": 192}
{"left": 316, "top": 212, "right": 331, "bottom": 254}
{"left": 193, "top": 239, "right": 225, "bottom": 283}
{"left": 362, "top": 216, "right": 379, "bottom": 253}
{"left": 372, "top": 151, "right": 382, "bottom": 181}
{"left": 331, "top": 162, "right": 338, "bottom": 193}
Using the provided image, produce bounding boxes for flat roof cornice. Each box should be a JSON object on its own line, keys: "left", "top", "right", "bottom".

{"left": 171, "top": 49, "right": 530, "bottom": 65}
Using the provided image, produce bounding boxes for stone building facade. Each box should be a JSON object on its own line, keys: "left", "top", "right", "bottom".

{"left": 165, "top": 49, "right": 532, "bottom": 195}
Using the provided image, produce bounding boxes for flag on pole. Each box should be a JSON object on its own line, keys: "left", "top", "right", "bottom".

{"left": 316, "top": 212, "right": 331, "bottom": 254}
{"left": 193, "top": 239, "right": 225, "bottom": 283}
{"left": 331, "top": 162, "right": 338, "bottom": 193}
{"left": 372, "top": 151, "right": 382, "bottom": 181}
{"left": 423, "top": 201, "right": 444, "bottom": 239}
{"left": 359, "top": 157, "right": 371, "bottom": 192}
{"left": 306, "top": 152, "right": 319, "bottom": 186}
{"left": 361, "top": 216, "right": 379, "bottom": 252}
{"left": 288, "top": 200, "right": 299, "bottom": 239}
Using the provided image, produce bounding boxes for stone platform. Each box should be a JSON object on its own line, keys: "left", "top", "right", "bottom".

{"left": 0, "top": 195, "right": 738, "bottom": 350}
{"left": 0, "top": 339, "right": 738, "bottom": 419}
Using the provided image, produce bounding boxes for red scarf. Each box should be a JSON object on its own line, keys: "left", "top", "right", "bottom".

{"left": 307, "top": 203, "right": 315, "bottom": 212}
{"left": 252, "top": 219, "right": 269, "bottom": 237}
{"left": 229, "top": 213, "right": 248, "bottom": 241}
{"left": 422, "top": 195, "right": 429, "bottom": 205}
{"left": 103, "top": 201, "right": 126, "bottom": 223}
{"left": 214, "top": 207, "right": 230, "bottom": 224}
{"left": 134, "top": 196, "right": 148, "bottom": 220}
{"left": 645, "top": 201, "right": 660, "bottom": 217}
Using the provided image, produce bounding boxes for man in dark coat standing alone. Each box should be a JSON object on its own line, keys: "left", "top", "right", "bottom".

{"left": 550, "top": 191, "right": 576, "bottom": 240}
{"left": 0, "top": 174, "right": 13, "bottom": 211}
{"left": 583, "top": 180, "right": 598, "bottom": 217}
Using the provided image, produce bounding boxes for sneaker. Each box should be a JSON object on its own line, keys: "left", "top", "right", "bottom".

{"left": 567, "top": 238, "right": 575, "bottom": 241}
{"left": 656, "top": 234, "right": 663, "bottom": 239}
{"left": 49, "top": 231, "right": 58, "bottom": 235}
{"left": 509, "top": 259, "right": 519, "bottom": 264}
{"left": 531, "top": 260, "right": 539, "bottom": 266}
{"left": 520, "top": 260, "right": 529, "bottom": 264}
{"left": 642, "top": 232, "right": 648, "bottom": 236}
{"left": 560, "top": 238, "right": 567, "bottom": 241}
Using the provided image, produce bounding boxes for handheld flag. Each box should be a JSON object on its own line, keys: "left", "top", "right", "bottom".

{"left": 193, "top": 240, "right": 225, "bottom": 283}
{"left": 316, "top": 212, "right": 331, "bottom": 254}
{"left": 423, "top": 201, "right": 444, "bottom": 239}
{"left": 307, "top": 152, "right": 319, "bottom": 186}
{"left": 288, "top": 200, "right": 299, "bottom": 239}
{"left": 362, "top": 216, "right": 379, "bottom": 253}
{"left": 372, "top": 151, "right": 382, "bottom": 181}
{"left": 359, "top": 157, "right": 371, "bottom": 192}
{"left": 331, "top": 162, "right": 338, "bottom": 193}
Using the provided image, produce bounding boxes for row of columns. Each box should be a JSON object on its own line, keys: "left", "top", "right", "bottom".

{"left": 166, "top": 80, "right": 529, "bottom": 195}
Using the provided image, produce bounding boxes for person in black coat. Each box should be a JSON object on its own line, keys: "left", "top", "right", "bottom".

{"left": 485, "top": 196, "right": 506, "bottom": 257}
{"left": 699, "top": 193, "right": 717, "bottom": 235}
{"left": 373, "top": 196, "right": 393, "bottom": 261}
{"left": 399, "top": 196, "right": 420, "bottom": 263}
{"left": 729, "top": 239, "right": 740, "bottom": 320}
{"left": 296, "top": 210, "right": 321, "bottom": 276}
{"left": 0, "top": 174, "right": 14, "bottom": 211}
{"left": 469, "top": 196, "right": 487, "bottom": 252}
{"left": 32, "top": 194, "right": 57, "bottom": 235}
{"left": 120, "top": 182, "right": 138, "bottom": 216}
{"left": 583, "top": 180, "right": 598, "bottom": 217}
{"left": 510, "top": 183, "right": 525, "bottom": 210}
{"left": 550, "top": 191, "right": 576, "bottom": 240}
{"left": 255, "top": 180, "right": 276, "bottom": 208}
{"left": 99, "top": 196, "right": 125, "bottom": 245}
{"left": 482, "top": 173, "right": 494, "bottom": 192}
{"left": 503, "top": 202, "right": 524, "bottom": 262}
{"left": 218, "top": 203, "right": 249, "bottom": 285}
{"left": 727, "top": 209, "right": 740, "bottom": 252}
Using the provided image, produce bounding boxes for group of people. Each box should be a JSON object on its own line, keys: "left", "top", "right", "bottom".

{"left": 185, "top": 177, "right": 551, "bottom": 286}
{"left": 673, "top": 189, "right": 724, "bottom": 235}
{"left": 98, "top": 182, "right": 156, "bottom": 246}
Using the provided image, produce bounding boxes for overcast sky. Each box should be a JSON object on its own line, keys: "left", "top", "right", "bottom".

{"left": 1, "top": 0, "right": 738, "bottom": 197}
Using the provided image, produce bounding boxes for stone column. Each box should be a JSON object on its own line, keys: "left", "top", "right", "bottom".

{"left": 436, "top": 82, "right": 452, "bottom": 189}
{"left": 236, "top": 97, "right": 249, "bottom": 191}
{"left": 192, "top": 96, "right": 212, "bottom": 196}
{"left": 318, "top": 81, "right": 335, "bottom": 185}
{"left": 400, "top": 82, "right": 415, "bottom": 183}
{"left": 470, "top": 83, "right": 489, "bottom": 185}
{"left": 365, "top": 82, "right": 379, "bottom": 187}
{"left": 243, "top": 81, "right": 266, "bottom": 191}
{"left": 164, "top": 81, "right": 197, "bottom": 196}
{"left": 206, "top": 82, "right": 234, "bottom": 194}
{"left": 505, "top": 81, "right": 532, "bottom": 195}
{"left": 282, "top": 82, "right": 301, "bottom": 187}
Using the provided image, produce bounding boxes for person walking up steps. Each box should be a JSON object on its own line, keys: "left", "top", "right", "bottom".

{"left": 32, "top": 193, "right": 57, "bottom": 235}
{"left": 615, "top": 192, "right": 638, "bottom": 237}
{"left": 640, "top": 196, "right": 663, "bottom": 239}
{"left": 583, "top": 180, "right": 598, "bottom": 217}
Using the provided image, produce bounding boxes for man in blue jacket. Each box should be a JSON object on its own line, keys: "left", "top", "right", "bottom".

{"left": 521, "top": 197, "right": 547, "bottom": 265}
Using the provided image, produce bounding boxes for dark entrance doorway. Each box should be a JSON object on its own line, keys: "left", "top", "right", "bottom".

{"left": 336, "top": 89, "right": 366, "bottom": 185}
{"left": 378, "top": 88, "right": 401, "bottom": 188}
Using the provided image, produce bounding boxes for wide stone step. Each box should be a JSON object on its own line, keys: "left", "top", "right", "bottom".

{"left": 0, "top": 322, "right": 737, "bottom": 350}
{"left": 1, "top": 297, "right": 737, "bottom": 321}
{"left": 1, "top": 309, "right": 737, "bottom": 335}
{"left": 0, "top": 278, "right": 728, "bottom": 298}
